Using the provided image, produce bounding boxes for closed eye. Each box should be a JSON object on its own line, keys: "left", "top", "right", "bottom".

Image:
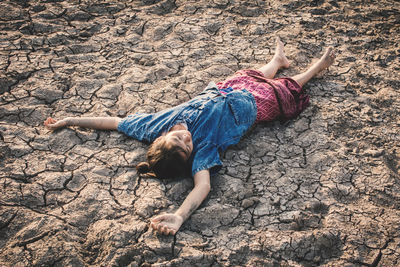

{"left": 173, "top": 137, "right": 188, "bottom": 157}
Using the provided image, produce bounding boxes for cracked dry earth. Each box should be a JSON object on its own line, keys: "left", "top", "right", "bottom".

{"left": 1, "top": 0, "right": 400, "bottom": 266}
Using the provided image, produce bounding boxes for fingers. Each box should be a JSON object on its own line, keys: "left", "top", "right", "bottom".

{"left": 168, "top": 229, "right": 176, "bottom": 235}
{"left": 44, "top": 117, "right": 55, "bottom": 126}
{"left": 150, "top": 214, "right": 165, "bottom": 223}
{"left": 44, "top": 117, "right": 69, "bottom": 130}
{"left": 157, "top": 223, "right": 171, "bottom": 235}
{"left": 150, "top": 221, "right": 176, "bottom": 235}
{"left": 150, "top": 214, "right": 179, "bottom": 235}
{"left": 159, "top": 224, "right": 167, "bottom": 234}
{"left": 44, "top": 117, "right": 58, "bottom": 129}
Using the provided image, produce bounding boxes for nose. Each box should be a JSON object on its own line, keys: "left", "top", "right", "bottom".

{"left": 183, "top": 132, "right": 191, "bottom": 142}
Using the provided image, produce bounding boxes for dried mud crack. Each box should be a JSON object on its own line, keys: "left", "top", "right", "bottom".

{"left": 1, "top": 0, "right": 400, "bottom": 266}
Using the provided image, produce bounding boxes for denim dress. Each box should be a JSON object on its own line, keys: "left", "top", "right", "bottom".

{"left": 118, "top": 82, "right": 257, "bottom": 177}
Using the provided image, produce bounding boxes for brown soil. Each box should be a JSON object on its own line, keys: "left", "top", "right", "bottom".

{"left": 1, "top": 0, "right": 399, "bottom": 266}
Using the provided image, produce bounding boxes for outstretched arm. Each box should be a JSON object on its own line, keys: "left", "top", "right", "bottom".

{"left": 44, "top": 117, "right": 122, "bottom": 131}
{"left": 150, "top": 169, "right": 211, "bottom": 235}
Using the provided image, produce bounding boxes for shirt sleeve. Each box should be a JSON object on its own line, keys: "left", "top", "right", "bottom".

{"left": 191, "top": 142, "right": 222, "bottom": 177}
{"left": 117, "top": 113, "right": 170, "bottom": 143}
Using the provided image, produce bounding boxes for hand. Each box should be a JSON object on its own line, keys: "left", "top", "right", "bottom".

{"left": 44, "top": 117, "right": 70, "bottom": 130}
{"left": 150, "top": 213, "right": 184, "bottom": 235}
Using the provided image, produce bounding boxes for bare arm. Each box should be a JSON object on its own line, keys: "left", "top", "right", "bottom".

{"left": 44, "top": 117, "right": 122, "bottom": 130}
{"left": 175, "top": 169, "right": 211, "bottom": 221}
{"left": 150, "top": 169, "right": 211, "bottom": 235}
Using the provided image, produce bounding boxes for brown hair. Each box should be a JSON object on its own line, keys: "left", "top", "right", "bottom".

{"left": 136, "top": 135, "right": 188, "bottom": 179}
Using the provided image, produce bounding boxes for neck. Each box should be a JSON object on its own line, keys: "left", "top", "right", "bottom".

{"left": 169, "top": 123, "right": 187, "bottom": 132}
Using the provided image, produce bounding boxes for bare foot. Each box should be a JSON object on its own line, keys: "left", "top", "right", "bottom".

{"left": 290, "top": 47, "right": 336, "bottom": 87}
{"left": 44, "top": 117, "right": 69, "bottom": 130}
{"left": 273, "top": 37, "right": 290, "bottom": 69}
{"left": 315, "top": 47, "right": 335, "bottom": 72}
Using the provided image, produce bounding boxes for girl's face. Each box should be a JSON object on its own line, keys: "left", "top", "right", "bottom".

{"left": 165, "top": 130, "right": 193, "bottom": 161}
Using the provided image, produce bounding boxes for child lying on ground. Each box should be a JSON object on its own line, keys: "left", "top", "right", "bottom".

{"left": 44, "top": 37, "right": 335, "bottom": 235}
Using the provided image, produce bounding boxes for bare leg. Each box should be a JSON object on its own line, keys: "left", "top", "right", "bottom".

{"left": 258, "top": 37, "right": 290, "bottom": 79}
{"left": 44, "top": 117, "right": 121, "bottom": 130}
{"left": 291, "top": 48, "right": 335, "bottom": 87}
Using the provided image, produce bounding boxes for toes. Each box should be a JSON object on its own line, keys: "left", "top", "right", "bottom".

{"left": 275, "top": 36, "right": 284, "bottom": 48}
{"left": 323, "top": 48, "right": 332, "bottom": 57}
